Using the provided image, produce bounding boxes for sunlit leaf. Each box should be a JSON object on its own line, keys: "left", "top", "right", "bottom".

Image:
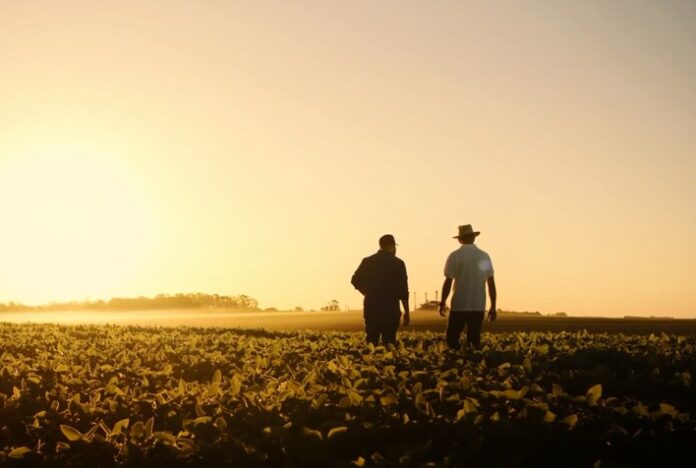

{"left": 8, "top": 446, "right": 31, "bottom": 458}
{"left": 60, "top": 424, "right": 84, "bottom": 442}
{"left": 380, "top": 394, "right": 398, "bottom": 407}
{"left": 328, "top": 426, "right": 348, "bottom": 439}
{"left": 543, "top": 411, "right": 557, "bottom": 423}
{"left": 552, "top": 383, "right": 564, "bottom": 397}
{"left": 415, "top": 393, "right": 429, "bottom": 414}
{"left": 130, "top": 422, "right": 144, "bottom": 438}
{"left": 586, "top": 384, "right": 602, "bottom": 406}
{"left": 301, "top": 427, "right": 323, "bottom": 440}
{"left": 562, "top": 414, "right": 579, "bottom": 428}
{"left": 153, "top": 431, "right": 177, "bottom": 445}
{"left": 214, "top": 416, "right": 228, "bottom": 430}
{"left": 112, "top": 418, "right": 129, "bottom": 434}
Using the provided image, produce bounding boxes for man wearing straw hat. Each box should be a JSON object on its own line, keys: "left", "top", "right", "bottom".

{"left": 438, "top": 224, "right": 497, "bottom": 349}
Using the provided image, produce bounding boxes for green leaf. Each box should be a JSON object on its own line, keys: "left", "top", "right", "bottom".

{"left": 503, "top": 389, "right": 521, "bottom": 400}
{"left": 659, "top": 403, "right": 677, "bottom": 417}
{"left": 153, "top": 431, "right": 177, "bottom": 445}
{"left": 228, "top": 375, "right": 242, "bottom": 396}
{"left": 633, "top": 403, "right": 650, "bottom": 417}
{"left": 543, "top": 411, "right": 557, "bottom": 423}
{"left": 415, "top": 393, "right": 430, "bottom": 413}
{"left": 328, "top": 426, "right": 348, "bottom": 439}
{"left": 8, "top": 446, "right": 31, "bottom": 458}
{"left": 130, "top": 421, "right": 144, "bottom": 437}
{"left": 214, "top": 416, "right": 228, "bottom": 430}
{"left": 206, "top": 381, "right": 220, "bottom": 398}
{"left": 552, "top": 383, "right": 564, "bottom": 397}
{"left": 144, "top": 417, "right": 154, "bottom": 437}
{"left": 380, "top": 394, "right": 398, "bottom": 407}
{"left": 60, "top": 424, "right": 84, "bottom": 442}
{"left": 586, "top": 384, "right": 602, "bottom": 406}
{"left": 349, "top": 391, "right": 363, "bottom": 406}
{"left": 463, "top": 399, "right": 478, "bottom": 413}
{"left": 523, "top": 356, "right": 532, "bottom": 373}
{"left": 301, "top": 427, "right": 323, "bottom": 440}
{"left": 112, "top": 418, "right": 129, "bottom": 434}
{"left": 194, "top": 416, "right": 212, "bottom": 426}
{"left": 562, "top": 414, "right": 578, "bottom": 427}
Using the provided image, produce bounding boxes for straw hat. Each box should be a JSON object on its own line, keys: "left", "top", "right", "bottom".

{"left": 453, "top": 224, "right": 480, "bottom": 239}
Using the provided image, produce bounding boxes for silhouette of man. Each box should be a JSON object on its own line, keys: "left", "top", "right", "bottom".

{"left": 439, "top": 224, "right": 497, "bottom": 349}
{"left": 351, "top": 234, "right": 410, "bottom": 345}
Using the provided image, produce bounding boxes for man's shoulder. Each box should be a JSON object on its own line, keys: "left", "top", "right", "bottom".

{"left": 476, "top": 246, "right": 492, "bottom": 258}
{"left": 447, "top": 248, "right": 462, "bottom": 259}
{"left": 361, "top": 252, "right": 381, "bottom": 265}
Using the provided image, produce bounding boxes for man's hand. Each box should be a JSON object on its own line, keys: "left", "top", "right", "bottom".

{"left": 487, "top": 307, "right": 497, "bottom": 322}
{"left": 438, "top": 303, "right": 447, "bottom": 317}
{"left": 403, "top": 312, "right": 410, "bottom": 327}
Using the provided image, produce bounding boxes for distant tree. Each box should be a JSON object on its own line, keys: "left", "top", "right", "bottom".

{"left": 237, "top": 295, "right": 258, "bottom": 310}
{"left": 321, "top": 300, "right": 340, "bottom": 311}
{"left": 294, "top": 306, "right": 304, "bottom": 312}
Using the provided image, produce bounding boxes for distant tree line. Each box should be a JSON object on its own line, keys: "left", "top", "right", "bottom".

{"left": 0, "top": 293, "right": 260, "bottom": 312}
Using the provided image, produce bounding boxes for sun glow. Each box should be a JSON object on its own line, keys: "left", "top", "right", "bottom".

{"left": 0, "top": 147, "right": 155, "bottom": 303}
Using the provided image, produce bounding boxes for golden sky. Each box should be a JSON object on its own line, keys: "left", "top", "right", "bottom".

{"left": 1, "top": 1, "right": 695, "bottom": 316}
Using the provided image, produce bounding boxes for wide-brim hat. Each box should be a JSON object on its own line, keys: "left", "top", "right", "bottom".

{"left": 453, "top": 224, "right": 480, "bottom": 239}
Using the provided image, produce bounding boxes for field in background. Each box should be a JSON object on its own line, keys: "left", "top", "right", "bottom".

{"left": 2, "top": 309, "right": 696, "bottom": 335}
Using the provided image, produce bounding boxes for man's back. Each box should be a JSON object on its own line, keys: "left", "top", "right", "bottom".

{"left": 445, "top": 244, "right": 494, "bottom": 311}
{"left": 351, "top": 251, "right": 409, "bottom": 307}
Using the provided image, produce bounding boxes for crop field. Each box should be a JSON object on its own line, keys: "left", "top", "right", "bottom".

{"left": 4, "top": 309, "right": 696, "bottom": 336}
{"left": 0, "top": 323, "right": 695, "bottom": 467}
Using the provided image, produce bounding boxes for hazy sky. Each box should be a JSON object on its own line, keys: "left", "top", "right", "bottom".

{"left": 1, "top": 1, "right": 695, "bottom": 316}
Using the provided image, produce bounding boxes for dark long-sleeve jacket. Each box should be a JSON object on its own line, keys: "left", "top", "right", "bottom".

{"left": 351, "top": 250, "right": 409, "bottom": 315}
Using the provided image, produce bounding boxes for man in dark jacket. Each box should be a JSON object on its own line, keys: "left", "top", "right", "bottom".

{"left": 351, "top": 234, "right": 410, "bottom": 345}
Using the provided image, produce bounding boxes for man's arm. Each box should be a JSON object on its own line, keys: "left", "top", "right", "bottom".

{"left": 399, "top": 261, "right": 410, "bottom": 325}
{"left": 487, "top": 276, "right": 497, "bottom": 321}
{"left": 351, "top": 260, "right": 367, "bottom": 295}
{"left": 439, "top": 277, "right": 453, "bottom": 317}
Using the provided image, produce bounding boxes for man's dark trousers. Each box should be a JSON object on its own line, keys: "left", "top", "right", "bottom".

{"left": 364, "top": 308, "right": 400, "bottom": 346}
{"left": 446, "top": 310, "right": 485, "bottom": 349}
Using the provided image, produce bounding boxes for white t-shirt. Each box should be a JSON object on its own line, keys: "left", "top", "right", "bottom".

{"left": 444, "top": 244, "right": 494, "bottom": 311}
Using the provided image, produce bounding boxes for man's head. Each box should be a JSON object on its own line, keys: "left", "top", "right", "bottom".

{"left": 379, "top": 234, "right": 397, "bottom": 254}
{"left": 454, "top": 224, "right": 480, "bottom": 245}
